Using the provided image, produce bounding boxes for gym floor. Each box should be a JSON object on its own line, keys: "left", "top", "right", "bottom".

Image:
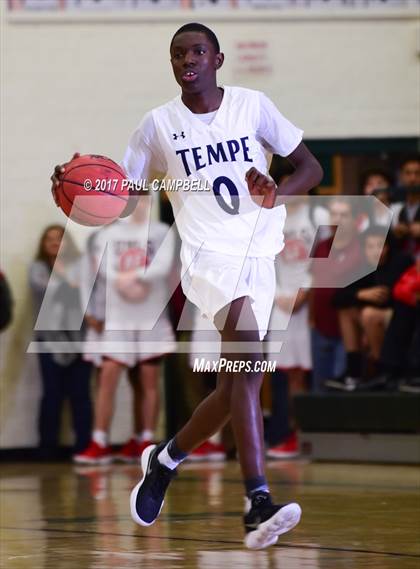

{"left": 1, "top": 460, "right": 419, "bottom": 569}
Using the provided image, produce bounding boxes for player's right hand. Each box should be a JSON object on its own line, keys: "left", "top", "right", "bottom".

{"left": 50, "top": 152, "right": 80, "bottom": 206}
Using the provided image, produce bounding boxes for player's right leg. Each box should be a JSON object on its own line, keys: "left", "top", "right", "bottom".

{"left": 130, "top": 371, "right": 232, "bottom": 526}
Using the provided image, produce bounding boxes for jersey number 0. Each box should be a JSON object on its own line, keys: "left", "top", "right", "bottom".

{"left": 213, "top": 176, "right": 240, "bottom": 215}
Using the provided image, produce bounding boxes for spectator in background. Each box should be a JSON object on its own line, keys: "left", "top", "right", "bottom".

{"left": 378, "top": 253, "right": 420, "bottom": 392}
{"left": 29, "top": 225, "right": 92, "bottom": 459}
{"left": 309, "top": 196, "right": 362, "bottom": 391}
{"left": 0, "top": 270, "right": 13, "bottom": 332}
{"left": 74, "top": 196, "right": 176, "bottom": 465}
{"left": 357, "top": 168, "right": 395, "bottom": 232}
{"left": 266, "top": 196, "right": 314, "bottom": 459}
{"left": 79, "top": 228, "right": 156, "bottom": 464}
{"left": 328, "top": 226, "right": 412, "bottom": 391}
{"left": 393, "top": 157, "right": 420, "bottom": 255}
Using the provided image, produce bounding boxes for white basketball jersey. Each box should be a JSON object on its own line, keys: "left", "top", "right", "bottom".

{"left": 126, "top": 87, "right": 303, "bottom": 258}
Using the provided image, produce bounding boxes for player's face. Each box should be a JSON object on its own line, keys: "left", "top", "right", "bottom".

{"left": 170, "top": 32, "right": 222, "bottom": 94}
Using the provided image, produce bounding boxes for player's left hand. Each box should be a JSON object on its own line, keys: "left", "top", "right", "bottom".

{"left": 245, "top": 167, "right": 277, "bottom": 209}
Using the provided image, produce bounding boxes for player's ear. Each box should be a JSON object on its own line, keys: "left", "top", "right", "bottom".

{"left": 215, "top": 53, "right": 224, "bottom": 70}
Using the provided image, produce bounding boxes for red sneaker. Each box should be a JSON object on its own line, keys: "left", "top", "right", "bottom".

{"left": 73, "top": 441, "right": 113, "bottom": 465}
{"left": 114, "top": 439, "right": 153, "bottom": 463}
{"left": 267, "top": 433, "right": 299, "bottom": 459}
{"left": 187, "top": 441, "right": 226, "bottom": 462}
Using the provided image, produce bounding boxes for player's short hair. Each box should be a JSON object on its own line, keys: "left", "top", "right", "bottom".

{"left": 171, "top": 22, "right": 220, "bottom": 53}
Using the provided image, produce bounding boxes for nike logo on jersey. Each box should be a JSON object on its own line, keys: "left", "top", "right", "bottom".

{"left": 173, "top": 131, "right": 186, "bottom": 140}
{"left": 175, "top": 136, "right": 253, "bottom": 176}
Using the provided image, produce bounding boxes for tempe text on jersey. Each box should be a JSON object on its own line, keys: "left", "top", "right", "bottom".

{"left": 175, "top": 136, "right": 253, "bottom": 177}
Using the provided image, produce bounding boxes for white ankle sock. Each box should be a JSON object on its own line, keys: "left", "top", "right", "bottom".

{"left": 157, "top": 444, "right": 184, "bottom": 470}
{"left": 92, "top": 430, "right": 108, "bottom": 448}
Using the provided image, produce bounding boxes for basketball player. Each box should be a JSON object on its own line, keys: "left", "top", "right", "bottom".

{"left": 51, "top": 23, "right": 323, "bottom": 550}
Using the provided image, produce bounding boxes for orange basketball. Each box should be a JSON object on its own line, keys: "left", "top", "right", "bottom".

{"left": 55, "top": 154, "right": 129, "bottom": 226}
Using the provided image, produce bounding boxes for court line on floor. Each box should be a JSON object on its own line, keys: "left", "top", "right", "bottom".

{"left": 2, "top": 525, "right": 420, "bottom": 560}
{"left": 178, "top": 475, "right": 420, "bottom": 492}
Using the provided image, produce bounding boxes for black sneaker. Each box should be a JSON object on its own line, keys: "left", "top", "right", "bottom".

{"left": 243, "top": 491, "right": 302, "bottom": 549}
{"left": 130, "top": 443, "right": 177, "bottom": 527}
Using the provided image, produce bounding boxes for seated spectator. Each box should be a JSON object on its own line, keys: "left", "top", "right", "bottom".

{"left": 310, "top": 196, "right": 362, "bottom": 391}
{"left": 74, "top": 196, "right": 176, "bottom": 465}
{"left": 328, "top": 226, "right": 412, "bottom": 391}
{"left": 357, "top": 167, "right": 395, "bottom": 232}
{"left": 378, "top": 254, "right": 420, "bottom": 392}
{"left": 392, "top": 156, "right": 420, "bottom": 255}
{"left": 29, "top": 225, "right": 92, "bottom": 459}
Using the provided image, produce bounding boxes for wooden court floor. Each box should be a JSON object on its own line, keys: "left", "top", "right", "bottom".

{"left": 1, "top": 459, "right": 419, "bottom": 569}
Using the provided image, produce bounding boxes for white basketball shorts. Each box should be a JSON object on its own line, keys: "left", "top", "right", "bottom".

{"left": 180, "top": 244, "right": 276, "bottom": 341}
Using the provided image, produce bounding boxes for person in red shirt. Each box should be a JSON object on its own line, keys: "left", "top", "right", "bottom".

{"left": 394, "top": 257, "right": 420, "bottom": 307}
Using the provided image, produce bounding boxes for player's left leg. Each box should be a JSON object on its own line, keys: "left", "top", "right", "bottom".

{"left": 214, "top": 296, "right": 301, "bottom": 549}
